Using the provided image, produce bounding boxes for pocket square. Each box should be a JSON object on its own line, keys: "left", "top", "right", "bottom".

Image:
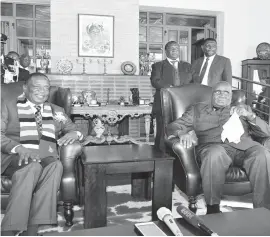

{"left": 221, "top": 111, "right": 244, "bottom": 143}
{"left": 53, "top": 112, "right": 67, "bottom": 123}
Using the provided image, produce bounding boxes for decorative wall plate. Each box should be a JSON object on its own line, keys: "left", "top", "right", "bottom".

{"left": 256, "top": 42, "right": 270, "bottom": 60}
{"left": 57, "top": 59, "right": 73, "bottom": 74}
{"left": 121, "top": 61, "right": 136, "bottom": 75}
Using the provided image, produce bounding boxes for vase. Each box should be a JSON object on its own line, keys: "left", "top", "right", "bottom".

{"left": 130, "top": 88, "right": 139, "bottom": 105}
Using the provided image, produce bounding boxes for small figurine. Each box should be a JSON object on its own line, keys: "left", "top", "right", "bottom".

{"left": 119, "top": 96, "right": 125, "bottom": 106}
{"left": 82, "top": 90, "right": 97, "bottom": 106}
{"left": 78, "top": 95, "right": 84, "bottom": 105}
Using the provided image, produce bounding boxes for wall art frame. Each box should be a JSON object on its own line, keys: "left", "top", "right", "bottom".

{"left": 78, "top": 14, "right": 114, "bottom": 58}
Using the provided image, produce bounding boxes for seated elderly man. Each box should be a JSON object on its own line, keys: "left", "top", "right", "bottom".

{"left": 166, "top": 81, "right": 270, "bottom": 214}
{"left": 1, "top": 73, "right": 83, "bottom": 235}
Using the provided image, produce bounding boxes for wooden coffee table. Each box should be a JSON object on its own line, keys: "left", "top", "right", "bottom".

{"left": 81, "top": 144, "right": 174, "bottom": 229}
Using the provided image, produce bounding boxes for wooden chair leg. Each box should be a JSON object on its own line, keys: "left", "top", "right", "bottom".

{"left": 188, "top": 196, "right": 197, "bottom": 213}
{"left": 172, "top": 181, "right": 175, "bottom": 192}
{"left": 63, "top": 201, "right": 74, "bottom": 227}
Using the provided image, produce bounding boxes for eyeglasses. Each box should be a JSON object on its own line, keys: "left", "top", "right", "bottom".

{"left": 213, "top": 90, "right": 231, "bottom": 96}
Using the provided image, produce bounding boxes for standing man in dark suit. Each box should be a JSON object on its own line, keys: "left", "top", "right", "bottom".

{"left": 191, "top": 38, "right": 232, "bottom": 86}
{"left": 166, "top": 82, "right": 270, "bottom": 214}
{"left": 1, "top": 73, "right": 83, "bottom": 235}
{"left": 150, "top": 41, "right": 192, "bottom": 151}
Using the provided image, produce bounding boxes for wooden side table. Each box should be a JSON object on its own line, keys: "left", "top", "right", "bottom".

{"left": 81, "top": 144, "right": 174, "bottom": 229}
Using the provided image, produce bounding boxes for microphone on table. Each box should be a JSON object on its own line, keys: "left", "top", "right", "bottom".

{"left": 176, "top": 204, "right": 218, "bottom": 236}
{"left": 157, "top": 207, "right": 183, "bottom": 236}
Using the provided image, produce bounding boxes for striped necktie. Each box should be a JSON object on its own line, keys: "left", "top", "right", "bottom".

{"left": 171, "top": 60, "right": 180, "bottom": 86}
{"left": 35, "top": 105, "right": 42, "bottom": 133}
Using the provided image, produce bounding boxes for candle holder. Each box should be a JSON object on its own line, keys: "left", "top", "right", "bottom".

{"left": 76, "top": 58, "right": 92, "bottom": 74}
{"left": 97, "top": 58, "right": 113, "bottom": 75}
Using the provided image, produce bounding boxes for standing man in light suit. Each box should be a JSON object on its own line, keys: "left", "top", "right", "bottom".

{"left": 191, "top": 38, "right": 232, "bottom": 86}
{"left": 150, "top": 41, "right": 192, "bottom": 151}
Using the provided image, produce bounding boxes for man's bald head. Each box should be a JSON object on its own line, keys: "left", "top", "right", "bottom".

{"left": 212, "top": 81, "right": 232, "bottom": 93}
{"left": 212, "top": 81, "right": 232, "bottom": 108}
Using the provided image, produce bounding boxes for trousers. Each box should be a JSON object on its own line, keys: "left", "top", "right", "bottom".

{"left": 1, "top": 156, "right": 63, "bottom": 232}
{"left": 154, "top": 114, "right": 166, "bottom": 152}
{"left": 196, "top": 143, "right": 270, "bottom": 208}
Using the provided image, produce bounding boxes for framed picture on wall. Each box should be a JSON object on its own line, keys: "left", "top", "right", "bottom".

{"left": 78, "top": 14, "right": 114, "bottom": 57}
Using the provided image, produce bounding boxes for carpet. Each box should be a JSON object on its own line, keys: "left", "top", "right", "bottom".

{"left": 35, "top": 184, "right": 253, "bottom": 235}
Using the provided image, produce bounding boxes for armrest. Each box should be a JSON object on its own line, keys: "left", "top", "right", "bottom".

{"left": 59, "top": 141, "right": 82, "bottom": 203}
{"left": 55, "top": 87, "right": 72, "bottom": 117}
{"left": 165, "top": 137, "right": 201, "bottom": 196}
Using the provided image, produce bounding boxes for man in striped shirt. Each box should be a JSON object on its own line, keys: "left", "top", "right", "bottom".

{"left": 1, "top": 73, "right": 83, "bottom": 235}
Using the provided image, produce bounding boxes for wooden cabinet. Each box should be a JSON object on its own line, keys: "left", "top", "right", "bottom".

{"left": 242, "top": 59, "right": 270, "bottom": 123}
{"left": 242, "top": 59, "right": 270, "bottom": 80}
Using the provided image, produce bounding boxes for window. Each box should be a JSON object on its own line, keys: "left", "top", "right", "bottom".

{"left": 1, "top": 2, "right": 51, "bottom": 73}
{"left": 139, "top": 11, "right": 216, "bottom": 66}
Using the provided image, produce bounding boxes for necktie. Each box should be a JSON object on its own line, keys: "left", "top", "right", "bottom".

{"left": 199, "top": 57, "right": 209, "bottom": 83}
{"left": 35, "top": 105, "right": 42, "bottom": 133}
{"left": 171, "top": 60, "right": 180, "bottom": 86}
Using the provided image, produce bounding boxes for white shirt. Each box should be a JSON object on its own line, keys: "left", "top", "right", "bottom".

{"left": 167, "top": 57, "right": 180, "bottom": 69}
{"left": 199, "top": 54, "right": 216, "bottom": 85}
{"left": 11, "top": 100, "right": 83, "bottom": 153}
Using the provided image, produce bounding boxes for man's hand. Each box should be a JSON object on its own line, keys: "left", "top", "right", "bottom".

{"left": 15, "top": 145, "right": 41, "bottom": 166}
{"left": 230, "top": 105, "right": 255, "bottom": 121}
{"left": 178, "top": 133, "right": 195, "bottom": 149}
{"left": 57, "top": 131, "right": 78, "bottom": 146}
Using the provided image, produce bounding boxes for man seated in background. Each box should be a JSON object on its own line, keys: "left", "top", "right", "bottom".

{"left": 191, "top": 38, "right": 232, "bottom": 86}
{"left": 1, "top": 73, "right": 83, "bottom": 235}
{"left": 166, "top": 81, "right": 270, "bottom": 214}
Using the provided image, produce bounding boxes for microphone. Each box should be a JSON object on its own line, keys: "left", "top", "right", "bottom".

{"left": 157, "top": 207, "right": 183, "bottom": 236}
{"left": 176, "top": 204, "right": 218, "bottom": 236}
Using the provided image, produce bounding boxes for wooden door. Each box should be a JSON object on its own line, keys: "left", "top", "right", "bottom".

{"left": 204, "top": 24, "right": 217, "bottom": 39}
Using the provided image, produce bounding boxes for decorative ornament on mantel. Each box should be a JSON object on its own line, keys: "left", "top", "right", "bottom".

{"left": 121, "top": 61, "right": 136, "bottom": 75}
{"left": 76, "top": 58, "right": 92, "bottom": 74}
{"left": 256, "top": 42, "right": 270, "bottom": 60}
{"left": 56, "top": 58, "right": 73, "bottom": 74}
{"left": 97, "top": 58, "right": 113, "bottom": 75}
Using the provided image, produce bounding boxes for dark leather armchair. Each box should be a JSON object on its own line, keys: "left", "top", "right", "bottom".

{"left": 1, "top": 81, "right": 82, "bottom": 226}
{"left": 161, "top": 84, "right": 269, "bottom": 212}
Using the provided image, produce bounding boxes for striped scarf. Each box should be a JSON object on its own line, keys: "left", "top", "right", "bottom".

{"left": 16, "top": 94, "right": 59, "bottom": 159}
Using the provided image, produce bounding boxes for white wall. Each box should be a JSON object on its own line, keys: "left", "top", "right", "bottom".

{"left": 140, "top": 0, "right": 270, "bottom": 77}
{"left": 51, "top": 0, "right": 139, "bottom": 74}
{"left": 4, "top": 0, "right": 270, "bottom": 77}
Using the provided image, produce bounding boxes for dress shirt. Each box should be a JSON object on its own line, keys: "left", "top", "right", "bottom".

{"left": 167, "top": 57, "right": 180, "bottom": 69}
{"left": 11, "top": 100, "right": 83, "bottom": 153}
{"left": 199, "top": 54, "right": 216, "bottom": 85}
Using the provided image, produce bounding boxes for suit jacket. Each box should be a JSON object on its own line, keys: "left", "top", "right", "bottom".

{"left": 150, "top": 59, "right": 192, "bottom": 115}
{"left": 18, "top": 67, "right": 30, "bottom": 82}
{"left": 191, "top": 55, "right": 232, "bottom": 86}
{"left": 166, "top": 102, "right": 270, "bottom": 151}
{"left": 1, "top": 98, "right": 78, "bottom": 173}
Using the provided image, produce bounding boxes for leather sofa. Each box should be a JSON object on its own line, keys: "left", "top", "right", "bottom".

{"left": 161, "top": 84, "right": 270, "bottom": 212}
{"left": 1, "top": 81, "right": 82, "bottom": 226}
